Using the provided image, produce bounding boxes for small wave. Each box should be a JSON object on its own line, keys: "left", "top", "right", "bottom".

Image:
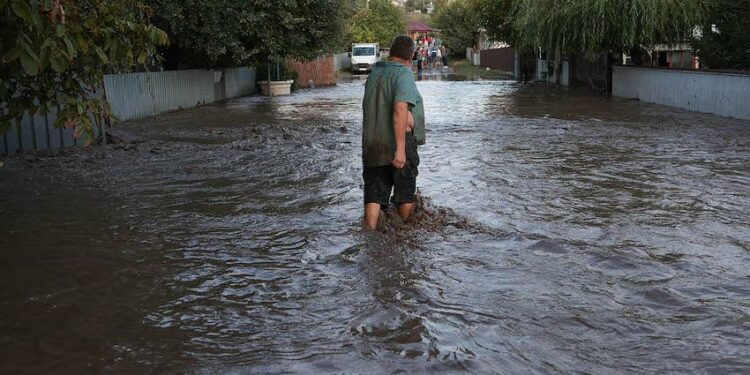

{"left": 373, "top": 193, "right": 499, "bottom": 237}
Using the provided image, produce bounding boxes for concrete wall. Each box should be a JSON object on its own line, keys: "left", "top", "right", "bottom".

{"left": 333, "top": 52, "right": 351, "bottom": 71}
{"left": 537, "top": 60, "right": 570, "bottom": 86}
{"left": 536, "top": 59, "right": 549, "bottom": 81}
{"left": 613, "top": 66, "right": 750, "bottom": 120}
{"left": 2, "top": 67, "right": 257, "bottom": 155}
{"left": 466, "top": 48, "right": 481, "bottom": 66}
{"left": 549, "top": 61, "right": 570, "bottom": 86}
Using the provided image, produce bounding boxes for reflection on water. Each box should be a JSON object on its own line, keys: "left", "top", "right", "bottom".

{"left": 1, "top": 79, "right": 749, "bottom": 374}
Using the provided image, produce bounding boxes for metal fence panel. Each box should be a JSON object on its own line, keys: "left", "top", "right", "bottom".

{"left": 480, "top": 47, "right": 515, "bottom": 71}
{"left": 62, "top": 124, "right": 75, "bottom": 148}
{"left": 6, "top": 121, "right": 21, "bottom": 154}
{"left": 3, "top": 67, "right": 259, "bottom": 154}
{"left": 19, "top": 113, "right": 35, "bottom": 151}
{"left": 224, "top": 67, "right": 257, "bottom": 98}
{"left": 333, "top": 53, "right": 351, "bottom": 71}
{"left": 613, "top": 66, "right": 750, "bottom": 120}
{"left": 104, "top": 69, "right": 216, "bottom": 122}
{"left": 33, "top": 112, "right": 49, "bottom": 150}
{"left": 47, "top": 111, "right": 63, "bottom": 149}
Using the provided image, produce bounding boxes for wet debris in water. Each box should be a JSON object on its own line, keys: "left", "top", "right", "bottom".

{"left": 375, "top": 193, "right": 480, "bottom": 236}
{"left": 282, "top": 128, "right": 293, "bottom": 140}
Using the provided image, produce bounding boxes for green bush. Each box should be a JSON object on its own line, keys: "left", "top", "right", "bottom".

{"left": 433, "top": 0, "right": 481, "bottom": 55}
{"left": 348, "top": 0, "right": 406, "bottom": 47}
{"left": 0, "top": 0, "right": 167, "bottom": 138}
{"left": 148, "top": 0, "right": 348, "bottom": 68}
{"left": 693, "top": 0, "right": 750, "bottom": 70}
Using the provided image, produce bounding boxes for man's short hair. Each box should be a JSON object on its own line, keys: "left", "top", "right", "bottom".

{"left": 390, "top": 35, "right": 415, "bottom": 61}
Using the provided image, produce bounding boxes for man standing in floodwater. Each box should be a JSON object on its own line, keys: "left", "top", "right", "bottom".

{"left": 362, "top": 35, "right": 426, "bottom": 230}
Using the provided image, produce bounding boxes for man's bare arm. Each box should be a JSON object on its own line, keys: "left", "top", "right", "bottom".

{"left": 392, "top": 101, "right": 409, "bottom": 169}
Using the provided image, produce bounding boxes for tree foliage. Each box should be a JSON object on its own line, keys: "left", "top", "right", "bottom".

{"left": 405, "top": 0, "right": 428, "bottom": 13}
{"left": 0, "top": 0, "right": 168, "bottom": 138}
{"left": 348, "top": 0, "right": 406, "bottom": 47}
{"left": 433, "top": 0, "right": 481, "bottom": 54}
{"left": 508, "top": 0, "right": 705, "bottom": 57}
{"left": 692, "top": 0, "right": 750, "bottom": 70}
{"left": 149, "top": 0, "right": 348, "bottom": 68}
{"left": 405, "top": 0, "right": 449, "bottom": 14}
{"left": 472, "top": 0, "right": 513, "bottom": 43}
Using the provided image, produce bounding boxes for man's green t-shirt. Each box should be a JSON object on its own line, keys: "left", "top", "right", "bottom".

{"left": 362, "top": 61, "right": 425, "bottom": 168}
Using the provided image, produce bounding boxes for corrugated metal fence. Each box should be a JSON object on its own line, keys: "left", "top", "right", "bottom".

{"left": 613, "top": 66, "right": 750, "bottom": 120}
{"left": 480, "top": 47, "right": 515, "bottom": 72}
{"left": 0, "top": 107, "right": 99, "bottom": 156}
{"left": 2, "top": 67, "right": 256, "bottom": 155}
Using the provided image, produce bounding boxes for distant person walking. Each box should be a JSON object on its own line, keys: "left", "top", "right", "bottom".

{"left": 361, "top": 36, "right": 426, "bottom": 230}
{"left": 412, "top": 47, "right": 419, "bottom": 73}
{"left": 417, "top": 47, "right": 426, "bottom": 74}
{"left": 441, "top": 45, "right": 449, "bottom": 68}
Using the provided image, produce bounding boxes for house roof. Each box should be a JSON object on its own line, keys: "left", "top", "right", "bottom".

{"left": 407, "top": 21, "right": 433, "bottom": 33}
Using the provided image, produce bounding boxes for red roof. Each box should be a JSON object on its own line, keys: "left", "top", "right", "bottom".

{"left": 408, "top": 21, "right": 433, "bottom": 32}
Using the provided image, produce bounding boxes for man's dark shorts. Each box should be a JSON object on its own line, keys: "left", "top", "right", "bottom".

{"left": 363, "top": 133, "right": 420, "bottom": 208}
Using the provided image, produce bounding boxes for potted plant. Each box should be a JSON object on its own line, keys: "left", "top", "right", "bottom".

{"left": 257, "top": 61, "right": 296, "bottom": 96}
{"left": 244, "top": 1, "right": 344, "bottom": 96}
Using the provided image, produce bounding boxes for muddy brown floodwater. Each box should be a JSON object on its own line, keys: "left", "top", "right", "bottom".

{"left": 1, "top": 75, "right": 750, "bottom": 374}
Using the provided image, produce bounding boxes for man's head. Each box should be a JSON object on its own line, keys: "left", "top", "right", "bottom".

{"left": 389, "top": 35, "right": 415, "bottom": 64}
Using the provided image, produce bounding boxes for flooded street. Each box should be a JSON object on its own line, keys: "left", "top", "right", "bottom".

{"left": 2, "top": 76, "right": 749, "bottom": 374}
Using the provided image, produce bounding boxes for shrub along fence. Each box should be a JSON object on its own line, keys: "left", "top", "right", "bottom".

{"left": 288, "top": 55, "right": 337, "bottom": 89}
{"left": 1, "top": 67, "right": 256, "bottom": 155}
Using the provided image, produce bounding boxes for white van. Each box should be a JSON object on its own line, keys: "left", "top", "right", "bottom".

{"left": 350, "top": 43, "right": 380, "bottom": 73}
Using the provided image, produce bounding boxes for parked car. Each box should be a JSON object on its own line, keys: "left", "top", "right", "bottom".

{"left": 350, "top": 43, "right": 379, "bottom": 73}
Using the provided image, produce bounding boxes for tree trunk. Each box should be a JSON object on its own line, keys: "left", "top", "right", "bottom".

{"left": 553, "top": 46, "right": 562, "bottom": 85}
